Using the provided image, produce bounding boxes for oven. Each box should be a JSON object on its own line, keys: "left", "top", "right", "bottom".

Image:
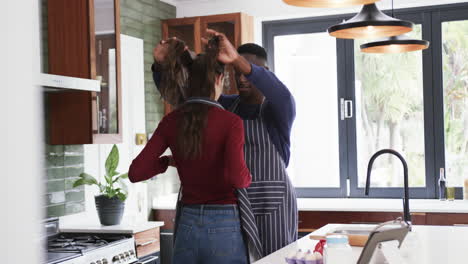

{"left": 134, "top": 251, "right": 160, "bottom": 264}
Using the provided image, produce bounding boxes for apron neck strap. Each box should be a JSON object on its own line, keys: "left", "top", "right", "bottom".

{"left": 184, "top": 97, "right": 224, "bottom": 110}
{"left": 230, "top": 97, "right": 266, "bottom": 117}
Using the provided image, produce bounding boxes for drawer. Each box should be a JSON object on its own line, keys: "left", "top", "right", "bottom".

{"left": 298, "top": 211, "right": 427, "bottom": 229}
{"left": 426, "top": 213, "right": 468, "bottom": 226}
{"left": 135, "top": 227, "right": 160, "bottom": 258}
{"left": 153, "top": 209, "right": 176, "bottom": 230}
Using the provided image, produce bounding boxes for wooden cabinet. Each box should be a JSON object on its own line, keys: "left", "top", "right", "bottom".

{"left": 161, "top": 12, "right": 254, "bottom": 114}
{"left": 298, "top": 211, "right": 427, "bottom": 232}
{"left": 153, "top": 209, "right": 177, "bottom": 231}
{"left": 47, "top": 0, "right": 122, "bottom": 145}
{"left": 426, "top": 213, "right": 468, "bottom": 226}
{"left": 162, "top": 17, "right": 202, "bottom": 53}
{"left": 298, "top": 211, "right": 468, "bottom": 232}
{"left": 135, "top": 227, "right": 161, "bottom": 258}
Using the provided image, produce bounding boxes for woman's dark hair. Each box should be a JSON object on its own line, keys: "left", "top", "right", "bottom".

{"left": 177, "top": 37, "right": 225, "bottom": 159}
{"left": 159, "top": 38, "right": 191, "bottom": 106}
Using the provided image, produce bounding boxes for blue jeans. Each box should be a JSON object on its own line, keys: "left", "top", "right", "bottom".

{"left": 172, "top": 204, "right": 248, "bottom": 264}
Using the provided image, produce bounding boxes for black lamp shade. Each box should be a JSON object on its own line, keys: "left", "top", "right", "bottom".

{"left": 282, "top": 0, "right": 380, "bottom": 8}
{"left": 328, "top": 4, "right": 414, "bottom": 39}
{"left": 360, "top": 35, "right": 430, "bottom": 53}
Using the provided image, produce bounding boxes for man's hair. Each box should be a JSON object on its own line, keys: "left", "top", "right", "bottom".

{"left": 237, "top": 43, "right": 267, "bottom": 61}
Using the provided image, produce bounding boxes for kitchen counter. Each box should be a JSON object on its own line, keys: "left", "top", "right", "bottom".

{"left": 254, "top": 224, "right": 468, "bottom": 264}
{"left": 60, "top": 221, "right": 164, "bottom": 234}
{"left": 152, "top": 194, "right": 468, "bottom": 213}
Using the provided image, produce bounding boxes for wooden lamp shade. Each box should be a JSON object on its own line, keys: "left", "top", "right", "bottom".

{"left": 328, "top": 4, "right": 413, "bottom": 39}
{"left": 282, "top": 0, "right": 380, "bottom": 8}
{"left": 360, "top": 35, "right": 430, "bottom": 53}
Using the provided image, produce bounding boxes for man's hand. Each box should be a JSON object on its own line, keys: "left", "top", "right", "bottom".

{"left": 202, "top": 29, "right": 240, "bottom": 64}
{"left": 203, "top": 29, "right": 252, "bottom": 75}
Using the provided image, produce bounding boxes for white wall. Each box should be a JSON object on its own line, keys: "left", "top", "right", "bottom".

{"left": 172, "top": 0, "right": 468, "bottom": 45}
{"left": 1, "top": 0, "right": 43, "bottom": 263}
{"left": 62, "top": 35, "right": 150, "bottom": 225}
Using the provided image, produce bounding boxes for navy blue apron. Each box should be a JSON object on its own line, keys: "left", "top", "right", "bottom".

{"left": 230, "top": 98, "right": 298, "bottom": 259}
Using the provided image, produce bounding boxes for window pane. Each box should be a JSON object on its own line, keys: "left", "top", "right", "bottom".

{"left": 354, "top": 25, "right": 426, "bottom": 188}
{"left": 442, "top": 20, "right": 468, "bottom": 187}
{"left": 274, "top": 33, "right": 340, "bottom": 188}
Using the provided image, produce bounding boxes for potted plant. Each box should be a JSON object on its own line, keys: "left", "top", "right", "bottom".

{"left": 73, "top": 145, "right": 129, "bottom": 226}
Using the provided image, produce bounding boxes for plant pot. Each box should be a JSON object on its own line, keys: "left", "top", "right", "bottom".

{"left": 95, "top": 195, "right": 125, "bottom": 226}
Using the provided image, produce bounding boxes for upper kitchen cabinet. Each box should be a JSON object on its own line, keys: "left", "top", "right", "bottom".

{"left": 200, "top": 13, "right": 254, "bottom": 50}
{"left": 162, "top": 17, "right": 202, "bottom": 53}
{"left": 47, "top": 0, "right": 122, "bottom": 145}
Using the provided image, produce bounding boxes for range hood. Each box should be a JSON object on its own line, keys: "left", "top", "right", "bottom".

{"left": 39, "top": 73, "right": 101, "bottom": 92}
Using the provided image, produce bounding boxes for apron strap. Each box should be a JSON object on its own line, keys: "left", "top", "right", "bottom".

{"left": 184, "top": 97, "right": 225, "bottom": 110}
{"left": 230, "top": 96, "right": 266, "bottom": 119}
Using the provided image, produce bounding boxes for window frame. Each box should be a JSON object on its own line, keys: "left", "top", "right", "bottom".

{"left": 263, "top": 16, "right": 350, "bottom": 198}
{"left": 263, "top": 2, "right": 468, "bottom": 199}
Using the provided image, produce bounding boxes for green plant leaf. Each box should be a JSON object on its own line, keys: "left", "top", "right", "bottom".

{"left": 112, "top": 173, "right": 128, "bottom": 183}
{"left": 105, "top": 145, "right": 119, "bottom": 177}
{"left": 73, "top": 173, "right": 98, "bottom": 187}
{"left": 116, "top": 190, "right": 127, "bottom": 201}
{"left": 104, "top": 174, "right": 113, "bottom": 185}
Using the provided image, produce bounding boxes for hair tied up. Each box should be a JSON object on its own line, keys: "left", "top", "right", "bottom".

{"left": 159, "top": 38, "right": 190, "bottom": 106}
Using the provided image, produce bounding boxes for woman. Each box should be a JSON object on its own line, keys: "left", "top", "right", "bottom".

{"left": 128, "top": 37, "right": 251, "bottom": 264}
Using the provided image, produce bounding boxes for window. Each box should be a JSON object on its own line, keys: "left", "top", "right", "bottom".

{"left": 354, "top": 25, "right": 426, "bottom": 188}
{"left": 442, "top": 19, "right": 468, "bottom": 187}
{"left": 275, "top": 33, "right": 341, "bottom": 188}
{"left": 264, "top": 3, "right": 468, "bottom": 198}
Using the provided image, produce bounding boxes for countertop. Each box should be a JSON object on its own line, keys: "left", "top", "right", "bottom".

{"left": 254, "top": 224, "right": 468, "bottom": 264}
{"left": 60, "top": 221, "right": 164, "bottom": 234}
{"left": 152, "top": 194, "right": 468, "bottom": 213}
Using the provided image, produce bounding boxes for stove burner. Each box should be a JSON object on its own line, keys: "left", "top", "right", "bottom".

{"left": 47, "top": 235, "right": 111, "bottom": 253}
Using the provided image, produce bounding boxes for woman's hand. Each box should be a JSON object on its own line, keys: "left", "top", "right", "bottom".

{"left": 153, "top": 37, "right": 188, "bottom": 64}
{"left": 167, "top": 155, "right": 176, "bottom": 167}
{"left": 153, "top": 39, "right": 171, "bottom": 63}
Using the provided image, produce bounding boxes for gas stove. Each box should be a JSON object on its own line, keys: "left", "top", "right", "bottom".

{"left": 44, "top": 218, "right": 138, "bottom": 264}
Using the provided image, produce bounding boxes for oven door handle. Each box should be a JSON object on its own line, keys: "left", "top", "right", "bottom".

{"left": 136, "top": 239, "right": 158, "bottom": 247}
{"left": 135, "top": 255, "right": 159, "bottom": 264}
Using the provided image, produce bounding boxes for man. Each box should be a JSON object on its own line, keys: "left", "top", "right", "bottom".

{"left": 152, "top": 31, "right": 297, "bottom": 260}
{"left": 210, "top": 30, "right": 297, "bottom": 260}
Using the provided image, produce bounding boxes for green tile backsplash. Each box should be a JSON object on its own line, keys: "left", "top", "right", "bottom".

{"left": 41, "top": 0, "right": 176, "bottom": 218}
{"left": 120, "top": 0, "right": 176, "bottom": 134}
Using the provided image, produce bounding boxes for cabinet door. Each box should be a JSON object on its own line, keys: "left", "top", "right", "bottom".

{"left": 200, "top": 13, "right": 242, "bottom": 47}
{"left": 201, "top": 13, "right": 254, "bottom": 95}
{"left": 162, "top": 17, "right": 202, "bottom": 53}
{"left": 47, "top": 0, "right": 122, "bottom": 145}
{"left": 201, "top": 14, "right": 241, "bottom": 95}
{"left": 92, "top": 0, "right": 122, "bottom": 143}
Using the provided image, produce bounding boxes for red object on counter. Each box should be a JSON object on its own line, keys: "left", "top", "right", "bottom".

{"left": 314, "top": 239, "right": 326, "bottom": 255}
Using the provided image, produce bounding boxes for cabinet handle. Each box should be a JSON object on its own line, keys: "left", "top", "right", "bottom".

{"left": 137, "top": 256, "right": 159, "bottom": 264}
{"left": 137, "top": 239, "right": 158, "bottom": 247}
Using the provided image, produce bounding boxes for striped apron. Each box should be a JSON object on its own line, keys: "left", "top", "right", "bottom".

{"left": 230, "top": 98, "right": 298, "bottom": 259}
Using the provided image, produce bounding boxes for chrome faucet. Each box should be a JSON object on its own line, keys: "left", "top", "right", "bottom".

{"left": 365, "top": 149, "right": 411, "bottom": 225}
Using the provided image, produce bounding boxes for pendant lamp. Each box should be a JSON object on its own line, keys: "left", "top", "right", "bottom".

{"left": 360, "top": 35, "right": 430, "bottom": 53}
{"left": 282, "top": 0, "right": 380, "bottom": 8}
{"left": 360, "top": 0, "right": 430, "bottom": 53}
{"left": 328, "top": 3, "right": 413, "bottom": 39}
